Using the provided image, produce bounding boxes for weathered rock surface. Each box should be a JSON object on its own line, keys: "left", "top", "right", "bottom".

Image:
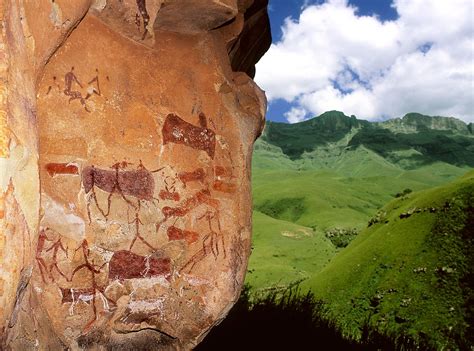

{"left": 0, "top": 0, "right": 270, "bottom": 349}
{"left": 228, "top": 0, "right": 271, "bottom": 77}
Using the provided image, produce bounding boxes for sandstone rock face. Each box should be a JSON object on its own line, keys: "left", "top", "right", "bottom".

{"left": 0, "top": 0, "right": 270, "bottom": 349}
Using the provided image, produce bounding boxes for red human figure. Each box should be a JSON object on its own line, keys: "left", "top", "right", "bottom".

{"left": 179, "top": 209, "right": 225, "bottom": 274}
{"left": 128, "top": 200, "right": 156, "bottom": 251}
{"left": 85, "top": 68, "right": 101, "bottom": 100}
{"left": 46, "top": 239, "right": 69, "bottom": 281}
{"left": 36, "top": 229, "right": 52, "bottom": 283}
{"left": 69, "top": 240, "right": 112, "bottom": 331}
{"left": 64, "top": 67, "right": 89, "bottom": 111}
{"left": 70, "top": 240, "right": 103, "bottom": 280}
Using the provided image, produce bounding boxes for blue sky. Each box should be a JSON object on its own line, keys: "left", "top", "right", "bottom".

{"left": 269, "top": 0, "right": 398, "bottom": 42}
{"left": 257, "top": 0, "right": 473, "bottom": 123}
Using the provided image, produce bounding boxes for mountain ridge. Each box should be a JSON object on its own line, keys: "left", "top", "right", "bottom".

{"left": 257, "top": 111, "right": 474, "bottom": 169}
{"left": 266, "top": 110, "right": 472, "bottom": 133}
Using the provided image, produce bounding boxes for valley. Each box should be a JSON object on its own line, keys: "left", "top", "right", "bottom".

{"left": 245, "top": 111, "right": 474, "bottom": 348}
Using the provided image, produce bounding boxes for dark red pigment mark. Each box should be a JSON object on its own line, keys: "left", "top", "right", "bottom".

{"left": 45, "top": 163, "right": 79, "bottom": 177}
{"left": 159, "top": 190, "right": 180, "bottom": 201}
{"left": 213, "top": 180, "right": 237, "bottom": 194}
{"left": 214, "top": 166, "right": 233, "bottom": 178}
{"left": 159, "top": 174, "right": 180, "bottom": 201}
{"left": 35, "top": 229, "right": 68, "bottom": 283}
{"left": 178, "top": 168, "right": 206, "bottom": 188}
{"left": 36, "top": 229, "right": 52, "bottom": 283}
{"left": 108, "top": 250, "right": 171, "bottom": 281}
{"left": 136, "top": 0, "right": 150, "bottom": 40}
{"left": 213, "top": 165, "right": 236, "bottom": 193}
{"left": 67, "top": 240, "right": 115, "bottom": 331}
{"left": 162, "top": 113, "right": 216, "bottom": 159}
{"left": 156, "top": 189, "right": 220, "bottom": 232}
{"left": 167, "top": 226, "right": 199, "bottom": 245}
{"left": 180, "top": 211, "right": 226, "bottom": 273}
{"left": 63, "top": 67, "right": 102, "bottom": 113}
{"left": 82, "top": 161, "right": 156, "bottom": 221}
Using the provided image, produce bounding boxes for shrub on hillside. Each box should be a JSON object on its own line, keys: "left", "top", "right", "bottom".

{"left": 395, "top": 188, "right": 413, "bottom": 198}
{"left": 325, "top": 227, "right": 359, "bottom": 248}
{"left": 368, "top": 210, "right": 387, "bottom": 226}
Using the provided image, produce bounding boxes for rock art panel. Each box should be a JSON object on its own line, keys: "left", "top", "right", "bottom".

{"left": 1, "top": 0, "right": 271, "bottom": 349}
{"left": 162, "top": 113, "right": 216, "bottom": 159}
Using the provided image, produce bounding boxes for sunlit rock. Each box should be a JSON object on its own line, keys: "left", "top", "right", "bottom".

{"left": 0, "top": 0, "right": 270, "bottom": 349}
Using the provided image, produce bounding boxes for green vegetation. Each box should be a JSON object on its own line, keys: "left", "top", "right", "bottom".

{"left": 303, "top": 171, "right": 474, "bottom": 349}
{"left": 324, "top": 227, "right": 359, "bottom": 248}
{"left": 262, "top": 111, "right": 367, "bottom": 159}
{"left": 252, "top": 166, "right": 467, "bottom": 234}
{"left": 246, "top": 211, "right": 336, "bottom": 292}
{"left": 245, "top": 112, "right": 474, "bottom": 349}
{"left": 258, "top": 111, "right": 474, "bottom": 169}
{"left": 348, "top": 127, "right": 474, "bottom": 168}
{"left": 395, "top": 188, "right": 412, "bottom": 198}
{"left": 198, "top": 286, "right": 426, "bottom": 350}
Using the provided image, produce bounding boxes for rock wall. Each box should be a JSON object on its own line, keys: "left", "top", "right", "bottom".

{"left": 0, "top": 0, "right": 270, "bottom": 349}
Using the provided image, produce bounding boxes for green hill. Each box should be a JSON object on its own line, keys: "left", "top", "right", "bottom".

{"left": 246, "top": 112, "right": 473, "bottom": 348}
{"left": 302, "top": 170, "right": 474, "bottom": 349}
{"left": 256, "top": 111, "right": 474, "bottom": 171}
{"left": 249, "top": 112, "right": 473, "bottom": 290}
{"left": 246, "top": 211, "right": 336, "bottom": 292}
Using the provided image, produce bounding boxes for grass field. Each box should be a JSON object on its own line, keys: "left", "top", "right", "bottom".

{"left": 245, "top": 113, "right": 473, "bottom": 348}
{"left": 252, "top": 164, "right": 468, "bottom": 231}
{"left": 246, "top": 211, "right": 335, "bottom": 292}
{"left": 249, "top": 140, "right": 471, "bottom": 291}
{"left": 302, "top": 170, "right": 474, "bottom": 349}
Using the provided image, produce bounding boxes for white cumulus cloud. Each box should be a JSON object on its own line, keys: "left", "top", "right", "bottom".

{"left": 284, "top": 107, "right": 308, "bottom": 123}
{"left": 255, "top": 0, "right": 474, "bottom": 123}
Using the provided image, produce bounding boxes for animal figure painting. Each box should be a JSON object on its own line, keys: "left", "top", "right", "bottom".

{"left": 162, "top": 113, "right": 216, "bottom": 158}
{"left": 37, "top": 110, "right": 236, "bottom": 333}
{"left": 108, "top": 250, "right": 171, "bottom": 281}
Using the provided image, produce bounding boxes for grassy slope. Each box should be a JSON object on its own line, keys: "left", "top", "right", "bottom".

{"left": 249, "top": 144, "right": 469, "bottom": 292}
{"left": 301, "top": 170, "right": 474, "bottom": 349}
{"left": 246, "top": 211, "right": 336, "bottom": 292}
{"left": 251, "top": 164, "right": 467, "bottom": 231}
{"left": 247, "top": 114, "right": 474, "bottom": 348}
